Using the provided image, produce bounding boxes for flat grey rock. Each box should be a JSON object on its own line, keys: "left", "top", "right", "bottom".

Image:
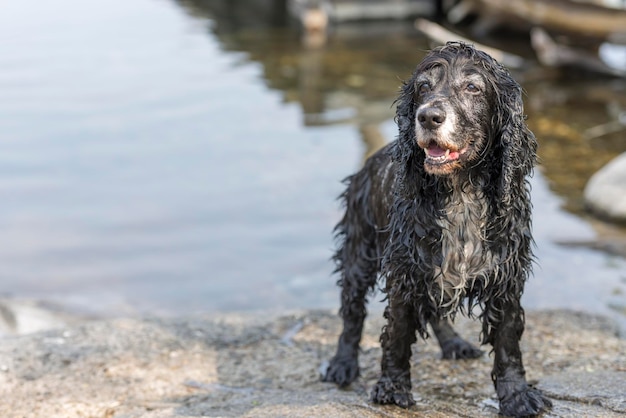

{"left": 541, "top": 371, "right": 626, "bottom": 415}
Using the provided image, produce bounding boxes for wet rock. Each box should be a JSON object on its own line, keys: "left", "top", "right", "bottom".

{"left": 541, "top": 371, "right": 626, "bottom": 414}
{"left": 584, "top": 152, "right": 626, "bottom": 223}
{"left": 0, "top": 309, "right": 623, "bottom": 417}
{"left": 0, "top": 298, "right": 86, "bottom": 337}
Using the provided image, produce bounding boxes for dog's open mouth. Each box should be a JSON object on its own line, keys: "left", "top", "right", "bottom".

{"left": 424, "top": 142, "right": 467, "bottom": 165}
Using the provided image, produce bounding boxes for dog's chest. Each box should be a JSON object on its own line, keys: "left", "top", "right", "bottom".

{"left": 432, "top": 188, "right": 493, "bottom": 299}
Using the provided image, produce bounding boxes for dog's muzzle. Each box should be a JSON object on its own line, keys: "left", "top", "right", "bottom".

{"left": 417, "top": 106, "right": 446, "bottom": 131}
{"left": 415, "top": 105, "right": 467, "bottom": 168}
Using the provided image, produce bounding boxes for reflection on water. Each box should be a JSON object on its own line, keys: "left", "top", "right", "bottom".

{"left": 0, "top": 0, "right": 625, "bottom": 330}
{"left": 526, "top": 81, "right": 626, "bottom": 212}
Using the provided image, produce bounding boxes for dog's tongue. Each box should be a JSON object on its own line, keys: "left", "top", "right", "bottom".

{"left": 427, "top": 144, "right": 447, "bottom": 157}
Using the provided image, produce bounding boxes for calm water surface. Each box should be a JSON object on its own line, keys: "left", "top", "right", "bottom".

{"left": 1, "top": 0, "right": 625, "bottom": 330}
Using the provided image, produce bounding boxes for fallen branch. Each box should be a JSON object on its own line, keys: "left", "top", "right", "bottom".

{"left": 414, "top": 18, "right": 525, "bottom": 69}
{"left": 531, "top": 27, "right": 626, "bottom": 77}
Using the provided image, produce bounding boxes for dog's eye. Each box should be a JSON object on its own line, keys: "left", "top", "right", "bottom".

{"left": 417, "top": 83, "right": 431, "bottom": 95}
{"left": 465, "top": 83, "right": 481, "bottom": 94}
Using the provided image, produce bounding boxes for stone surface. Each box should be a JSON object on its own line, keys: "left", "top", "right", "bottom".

{"left": 0, "top": 309, "right": 624, "bottom": 417}
{"left": 584, "top": 152, "right": 626, "bottom": 223}
{"left": 0, "top": 298, "right": 87, "bottom": 337}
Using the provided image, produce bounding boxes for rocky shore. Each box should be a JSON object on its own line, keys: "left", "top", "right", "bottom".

{"left": 0, "top": 305, "right": 624, "bottom": 417}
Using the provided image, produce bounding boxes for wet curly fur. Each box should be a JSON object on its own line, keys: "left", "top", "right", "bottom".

{"left": 322, "top": 42, "right": 552, "bottom": 417}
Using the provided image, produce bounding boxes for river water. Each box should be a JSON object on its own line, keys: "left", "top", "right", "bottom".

{"left": 1, "top": 0, "right": 625, "bottom": 330}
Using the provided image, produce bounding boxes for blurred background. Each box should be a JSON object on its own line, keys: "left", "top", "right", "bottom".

{"left": 0, "top": 0, "right": 625, "bottom": 332}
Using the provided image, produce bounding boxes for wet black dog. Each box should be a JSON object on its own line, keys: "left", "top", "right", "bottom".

{"left": 322, "top": 42, "right": 552, "bottom": 417}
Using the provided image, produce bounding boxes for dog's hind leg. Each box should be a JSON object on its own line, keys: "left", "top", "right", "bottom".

{"left": 322, "top": 268, "right": 376, "bottom": 387}
{"left": 430, "top": 318, "right": 483, "bottom": 360}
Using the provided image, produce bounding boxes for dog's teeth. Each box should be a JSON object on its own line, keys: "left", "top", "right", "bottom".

{"left": 445, "top": 149, "right": 450, "bottom": 158}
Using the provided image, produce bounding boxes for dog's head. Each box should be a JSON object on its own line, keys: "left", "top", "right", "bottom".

{"left": 396, "top": 42, "right": 536, "bottom": 196}
{"left": 412, "top": 44, "right": 496, "bottom": 175}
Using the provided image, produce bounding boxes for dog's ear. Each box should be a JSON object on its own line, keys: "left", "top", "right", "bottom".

{"left": 394, "top": 77, "right": 418, "bottom": 161}
{"left": 491, "top": 71, "right": 537, "bottom": 208}
{"left": 392, "top": 74, "right": 426, "bottom": 198}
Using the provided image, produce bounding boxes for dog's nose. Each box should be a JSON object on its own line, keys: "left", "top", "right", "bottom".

{"left": 417, "top": 107, "right": 446, "bottom": 130}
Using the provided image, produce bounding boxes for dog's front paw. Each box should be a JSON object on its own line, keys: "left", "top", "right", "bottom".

{"left": 499, "top": 385, "right": 552, "bottom": 417}
{"left": 370, "top": 377, "right": 415, "bottom": 408}
{"left": 440, "top": 336, "right": 483, "bottom": 360}
{"left": 321, "top": 355, "right": 359, "bottom": 387}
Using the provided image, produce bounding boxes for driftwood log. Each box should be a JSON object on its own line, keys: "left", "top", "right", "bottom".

{"left": 421, "top": 3, "right": 626, "bottom": 78}
{"left": 531, "top": 27, "right": 626, "bottom": 77}
{"left": 449, "top": 0, "right": 626, "bottom": 40}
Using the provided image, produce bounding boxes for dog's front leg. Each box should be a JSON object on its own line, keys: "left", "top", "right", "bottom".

{"left": 370, "top": 296, "right": 417, "bottom": 408}
{"left": 487, "top": 299, "right": 552, "bottom": 417}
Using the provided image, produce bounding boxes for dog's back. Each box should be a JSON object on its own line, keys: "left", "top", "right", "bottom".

{"left": 334, "top": 144, "right": 395, "bottom": 263}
